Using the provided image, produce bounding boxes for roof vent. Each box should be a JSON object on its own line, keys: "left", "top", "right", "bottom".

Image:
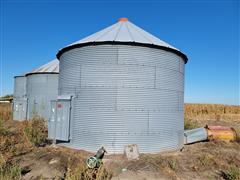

{"left": 118, "top": 17, "right": 128, "bottom": 22}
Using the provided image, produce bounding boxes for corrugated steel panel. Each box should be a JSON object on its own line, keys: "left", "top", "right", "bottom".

{"left": 117, "top": 88, "right": 179, "bottom": 111}
{"left": 179, "top": 57, "right": 185, "bottom": 74}
{"left": 58, "top": 58, "right": 81, "bottom": 95}
{"left": 70, "top": 107, "right": 183, "bottom": 153}
{"left": 13, "top": 76, "right": 27, "bottom": 98}
{"left": 76, "top": 87, "right": 116, "bottom": 109}
{"left": 27, "top": 74, "right": 58, "bottom": 120}
{"left": 58, "top": 44, "right": 185, "bottom": 154}
{"left": 118, "top": 45, "right": 181, "bottom": 71}
{"left": 13, "top": 76, "right": 27, "bottom": 121}
{"left": 156, "top": 68, "right": 184, "bottom": 92}
{"left": 81, "top": 64, "right": 155, "bottom": 88}
{"left": 178, "top": 92, "right": 184, "bottom": 111}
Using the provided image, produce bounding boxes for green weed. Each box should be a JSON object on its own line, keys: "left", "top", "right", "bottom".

{"left": 199, "top": 154, "right": 214, "bottom": 167}
{"left": 0, "top": 119, "right": 10, "bottom": 136}
{"left": 222, "top": 166, "right": 240, "bottom": 180}
{"left": 65, "top": 163, "right": 112, "bottom": 180}
{"left": 184, "top": 118, "right": 197, "bottom": 130}
{"left": 168, "top": 159, "right": 178, "bottom": 171}
{"left": 24, "top": 117, "right": 47, "bottom": 146}
{"left": 0, "top": 163, "right": 21, "bottom": 180}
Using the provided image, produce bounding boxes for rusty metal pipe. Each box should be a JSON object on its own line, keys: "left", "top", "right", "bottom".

{"left": 184, "top": 126, "right": 238, "bottom": 145}
{"left": 206, "top": 125, "right": 237, "bottom": 141}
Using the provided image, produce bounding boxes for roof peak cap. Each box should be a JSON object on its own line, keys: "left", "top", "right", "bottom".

{"left": 118, "top": 17, "right": 128, "bottom": 22}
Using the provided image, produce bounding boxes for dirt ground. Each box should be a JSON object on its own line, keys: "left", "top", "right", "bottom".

{"left": 11, "top": 141, "right": 240, "bottom": 180}
{"left": 0, "top": 103, "right": 239, "bottom": 180}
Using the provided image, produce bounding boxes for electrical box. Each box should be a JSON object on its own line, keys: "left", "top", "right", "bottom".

{"left": 13, "top": 98, "right": 27, "bottom": 121}
{"left": 48, "top": 95, "right": 71, "bottom": 141}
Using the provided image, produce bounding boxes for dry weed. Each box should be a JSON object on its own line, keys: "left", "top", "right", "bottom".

{"left": 0, "top": 103, "right": 12, "bottom": 121}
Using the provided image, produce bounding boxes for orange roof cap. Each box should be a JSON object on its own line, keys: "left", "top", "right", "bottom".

{"left": 118, "top": 17, "right": 128, "bottom": 22}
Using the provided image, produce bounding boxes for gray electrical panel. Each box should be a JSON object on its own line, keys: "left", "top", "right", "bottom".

{"left": 13, "top": 98, "right": 27, "bottom": 121}
{"left": 48, "top": 96, "right": 71, "bottom": 141}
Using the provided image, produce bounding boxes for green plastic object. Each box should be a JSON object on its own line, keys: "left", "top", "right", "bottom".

{"left": 86, "top": 156, "right": 97, "bottom": 168}
{"left": 86, "top": 147, "right": 106, "bottom": 169}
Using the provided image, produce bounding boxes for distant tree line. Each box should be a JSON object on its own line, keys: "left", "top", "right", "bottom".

{"left": 0, "top": 94, "right": 13, "bottom": 101}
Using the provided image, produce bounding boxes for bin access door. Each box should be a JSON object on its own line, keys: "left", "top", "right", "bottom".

{"left": 13, "top": 98, "right": 27, "bottom": 121}
{"left": 55, "top": 99, "right": 71, "bottom": 141}
{"left": 48, "top": 96, "right": 71, "bottom": 141}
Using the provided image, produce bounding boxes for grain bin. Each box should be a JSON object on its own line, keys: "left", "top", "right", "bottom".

{"left": 53, "top": 18, "right": 188, "bottom": 153}
{"left": 26, "top": 59, "right": 59, "bottom": 120}
{"left": 13, "top": 75, "right": 27, "bottom": 121}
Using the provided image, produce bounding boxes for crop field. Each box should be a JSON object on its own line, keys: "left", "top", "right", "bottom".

{"left": 0, "top": 102, "right": 239, "bottom": 180}
{"left": 184, "top": 104, "right": 240, "bottom": 134}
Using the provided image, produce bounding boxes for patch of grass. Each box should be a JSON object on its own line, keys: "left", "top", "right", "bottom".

{"left": 0, "top": 162, "right": 21, "bottom": 180}
{"left": 0, "top": 119, "right": 10, "bottom": 136}
{"left": 199, "top": 154, "right": 214, "bottom": 167}
{"left": 0, "top": 103, "right": 12, "bottom": 121}
{"left": 184, "top": 118, "right": 197, "bottom": 130}
{"left": 168, "top": 159, "right": 178, "bottom": 171}
{"left": 0, "top": 154, "right": 6, "bottom": 168}
{"left": 0, "top": 120, "right": 32, "bottom": 159}
{"left": 23, "top": 117, "right": 47, "bottom": 146}
{"left": 222, "top": 165, "right": 240, "bottom": 180}
{"left": 65, "top": 165, "right": 112, "bottom": 180}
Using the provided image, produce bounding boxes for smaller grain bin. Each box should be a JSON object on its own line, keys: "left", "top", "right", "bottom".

{"left": 13, "top": 75, "right": 27, "bottom": 121}
{"left": 25, "top": 59, "right": 59, "bottom": 120}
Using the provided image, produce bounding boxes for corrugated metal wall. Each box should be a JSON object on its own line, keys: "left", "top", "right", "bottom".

{"left": 27, "top": 73, "right": 58, "bottom": 120}
{"left": 14, "top": 76, "right": 27, "bottom": 98}
{"left": 13, "top": 76, "right": 27, "bottom": 121}
{"left": 59, "top": 44, "right": 185, "bottom": 153}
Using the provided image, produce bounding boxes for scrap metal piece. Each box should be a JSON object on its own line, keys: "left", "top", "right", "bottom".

{"left": 184, "top": 128, "right": 208, "bottom": 144}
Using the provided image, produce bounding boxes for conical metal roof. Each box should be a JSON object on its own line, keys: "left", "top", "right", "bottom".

{"left": 57, "top": 18, "right": 188, "bottom": 62}
{"left": 25, "top": 59, "right": 59, "bottom": 76}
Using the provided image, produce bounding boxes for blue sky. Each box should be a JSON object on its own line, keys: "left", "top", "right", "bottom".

{"left": 0, "top": 0, "right": 239, "bottom": 105}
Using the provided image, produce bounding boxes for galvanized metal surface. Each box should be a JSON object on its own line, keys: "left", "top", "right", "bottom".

{"left": 66, "top": 20, "right": 178, "bottom": 51}
{"left": 48, "top": 100, "right": 57, "bottom": 139}
{"left": 27, "top": 59, "right": 59, "bottom": 75}
{"left": 52, "top": 98, "right": 71, "bottom": 141}
{"left": 58, "top": 44, "right": 185, "bottom": 153}
{"left": 14, "top": 76, "right": 27, "bottom": 99}
{"left": 26, "top": 73, "right": 58, "bottom": 120}
{"left": 13, "top": 76, "right": 27, "bottom": 121}
{"left": 48, "top": 96, "right": 73, "bottom": 140}
{"left": 13, "top": 98, "right": 27, "bottom": 121}
{"left": 13, "top": 59, "right": 59, "bottom": 121}
{"left": 184, "top": 128, "right": 208, "bottom": 144}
